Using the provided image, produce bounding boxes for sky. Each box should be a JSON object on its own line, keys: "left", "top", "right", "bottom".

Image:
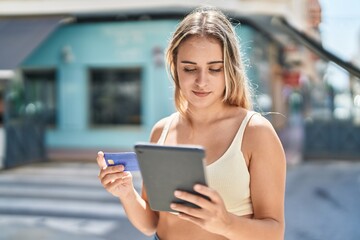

{"left": 319, "top": 0, "right": 360, "bottom": 62}
{"left": 318, "top": 0, "right": 360, "bottom": 90}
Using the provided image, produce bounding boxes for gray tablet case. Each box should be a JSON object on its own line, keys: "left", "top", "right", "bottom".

{"left": 134, "top": 143, "right": 208, "bottom": 212}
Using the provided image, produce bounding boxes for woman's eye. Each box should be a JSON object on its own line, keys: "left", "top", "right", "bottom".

{"left": 184, "top": 68, "right": 196, "bottom": 72}
{"left": 209, "top": 68, "right": 222, "bottom": 72}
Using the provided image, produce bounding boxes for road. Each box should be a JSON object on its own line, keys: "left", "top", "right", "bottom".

{"left": 0, "top": 161, "right": 151, "bottom": 240}
{"left": 0, "top": 160, "right": 360, "bottom": 240}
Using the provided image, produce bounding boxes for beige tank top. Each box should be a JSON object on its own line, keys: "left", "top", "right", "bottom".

{"left": 158, "top": 111, "right": 256, "bottom": 216}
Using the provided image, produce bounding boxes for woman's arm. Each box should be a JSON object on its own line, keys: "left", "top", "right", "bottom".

{"left": 120, "top": 185, "right": 159, "bottom": 236}
{"left": 97, "top": 117, "right": 169, "bottom": 236}
{"left": 222, "top": 114, "right": 286, "bottom": 239}
{"left": 97, "top": 154, "right": 158, "bottom": 235}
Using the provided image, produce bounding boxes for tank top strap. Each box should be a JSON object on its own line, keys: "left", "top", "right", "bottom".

{"left": 157, "top": 112, "right": 178, "bottom": 145}
{"left": 234, "top": 111, "right": 259, "bottom": 148}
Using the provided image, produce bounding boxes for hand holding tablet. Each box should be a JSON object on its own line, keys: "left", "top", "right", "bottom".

{"left": 134, "top": 143, "right": 208, "bottom": 212}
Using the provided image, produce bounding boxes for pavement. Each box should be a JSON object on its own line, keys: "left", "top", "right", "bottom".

{"left": 0, "top": 159, "right": 360, "bottom": 240}
{"left": 0, "top": 161, "right": 151, "bottom": 240}
{"left": 285, "top": 160, "right": 360, "bottom": 240}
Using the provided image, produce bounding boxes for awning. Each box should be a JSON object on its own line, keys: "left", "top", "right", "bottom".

{"left": 243, "top": 15, "right": 360, "bottom": 78}
{"left": 274, "top": 17, "right": 360, "bottom": 78}
{"left": 0, "top": 16, "right": 64, "bottom": 72}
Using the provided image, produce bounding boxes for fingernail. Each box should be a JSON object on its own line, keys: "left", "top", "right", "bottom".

{"left": 174, "top": 190, "right": 181, "bottom": 197}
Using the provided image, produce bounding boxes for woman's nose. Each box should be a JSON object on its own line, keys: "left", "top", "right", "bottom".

{"left": 195, "top": 70, "right": 208, "bottom": 88}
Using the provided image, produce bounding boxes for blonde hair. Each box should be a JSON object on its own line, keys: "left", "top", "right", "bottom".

{"left": 165, "top": 6, "right": 253, "bottom": 116}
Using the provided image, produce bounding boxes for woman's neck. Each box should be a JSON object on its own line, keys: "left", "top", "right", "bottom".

{"left": 185, "top": 103, "right": 233, "bottom": 126}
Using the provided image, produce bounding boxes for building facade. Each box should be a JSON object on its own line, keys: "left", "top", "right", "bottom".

{"left": 15, "top": 17, "right": 257, "bottom": 152}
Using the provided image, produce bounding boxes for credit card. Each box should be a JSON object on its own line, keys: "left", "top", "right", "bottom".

{"left": 104, "top": 152, "right": 139, "bottom": 171}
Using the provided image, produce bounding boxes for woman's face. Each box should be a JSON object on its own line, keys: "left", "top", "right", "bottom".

{"left": 176, "top": 35, "right": 225, "bottom": 110}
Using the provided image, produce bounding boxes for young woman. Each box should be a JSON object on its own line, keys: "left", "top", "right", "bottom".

{"left": 97, "top": 6, "right": 286, "bottom": 240}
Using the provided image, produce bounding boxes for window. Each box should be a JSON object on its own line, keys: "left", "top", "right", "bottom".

{"left": 90, "top": 68, "right": 142, "bottom": 126}
{"left": 23, "top": 70, "right": 57, "bottom": 127}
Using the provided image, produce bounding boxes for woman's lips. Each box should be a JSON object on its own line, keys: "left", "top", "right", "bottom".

{"left": 193, "top": 91, "right": 210, "bottom": 97}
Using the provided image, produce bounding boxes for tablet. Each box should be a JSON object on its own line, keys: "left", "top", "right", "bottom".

{"left": 134, "top": 143, "right": 208, "bottom": 212}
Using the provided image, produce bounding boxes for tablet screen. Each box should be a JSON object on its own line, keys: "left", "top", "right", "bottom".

{"left": 134, "top": 143, "right": 208, "bottom": 212}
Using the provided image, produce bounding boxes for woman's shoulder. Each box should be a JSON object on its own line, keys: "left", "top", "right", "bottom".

{"left": 241, "top": 111, "right": 285, "bottom": 164}
{"left": 244, "top": 111, "right": 280, "bottom": 144}
{"left": 149, "top": 113, "right": 177, "bottom": 143}
{"left": 248, "top": 111, "right": 273, "bottom": 127}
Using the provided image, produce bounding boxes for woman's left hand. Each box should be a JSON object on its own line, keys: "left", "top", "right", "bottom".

{"left": 170, "top": 184, "right": 233, "bottom": 236}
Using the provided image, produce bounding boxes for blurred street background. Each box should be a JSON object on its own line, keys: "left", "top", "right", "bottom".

{"left": 0, "top": 0, "right": 360, "bottom": 239}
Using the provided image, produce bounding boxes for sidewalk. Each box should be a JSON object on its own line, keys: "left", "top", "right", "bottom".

{"left": 285, "top": 160, "right": 360, "bottom": 240}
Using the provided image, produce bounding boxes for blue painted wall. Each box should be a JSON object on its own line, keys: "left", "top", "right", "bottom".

{"left": 22, "top": 20, "right": 254, "bottom": 150}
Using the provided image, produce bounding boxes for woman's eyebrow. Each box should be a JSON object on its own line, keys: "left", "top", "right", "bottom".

{"left": 180, "top": 60, "right": 224, "bottom": 64}
{"left": 208, "top": 60, "right": 223, "bottom": 64}
{"left": 180, "top": 60, "right": 196, "bottom": 64}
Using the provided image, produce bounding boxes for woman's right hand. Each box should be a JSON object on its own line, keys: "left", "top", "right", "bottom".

{"left": 97, "top": 151, "right": 135, "bottom": 199}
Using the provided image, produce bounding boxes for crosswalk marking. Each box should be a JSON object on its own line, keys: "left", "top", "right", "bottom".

{"left": 0, "top": 161, "right": 142, "bottom": 220}
{"left": 0, "top": 214, "right": 118, "bottom": 236}
{"left": 0, "top": 161, "right": 151, "bottom": 239}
